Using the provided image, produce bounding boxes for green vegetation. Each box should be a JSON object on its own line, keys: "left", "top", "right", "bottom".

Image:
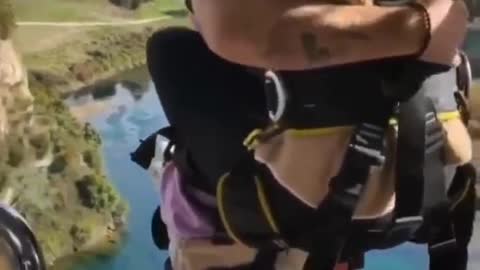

{"left": 137, "top": 0, "right": 187, "bottom": 19}
{"left": 75, "top": 174, "right": 124, "bottom": 213}
{"left": 23, "top": 17, "right": 190, "bottom": 95}
{"left": 0, "top": 0, "right": 15, "bottom": 39}
{"left": 14, "top": 0, "right": 118, "bottom": 22}
{"left": 0, "top": 1, "right": 133, "bottom": 265}
{"left": 13, "top": 0, "right": 185, "bottom": 22}
{"left": 0, "top": 80, "right": 131, "bottom": 266}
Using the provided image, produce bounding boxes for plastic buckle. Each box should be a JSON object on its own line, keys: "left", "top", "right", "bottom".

{"left": 381, "top": 216, "right": 424, "bottom": 241}
{"left": 349, "top": 123, "right": 386, "bottom": 166}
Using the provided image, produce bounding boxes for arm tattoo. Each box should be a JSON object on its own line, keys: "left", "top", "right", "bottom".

{"left": 301, "top": 33, "right": 332, "bottom": 65}
{"left": 301, "top": 31, "right": 370, "bottom": 65}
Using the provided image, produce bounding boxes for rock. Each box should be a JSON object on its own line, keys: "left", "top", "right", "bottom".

{"left": 0, "top": 40, "right": 23, "bottom": 86}
{"left": 0, "top": 39, "right": 33, "bottom": 139}
{"left": 69, "top": 62, "right": 97, "bottom": 82}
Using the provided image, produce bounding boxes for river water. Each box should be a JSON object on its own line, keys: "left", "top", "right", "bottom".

{"left": 63, "top": 38, "right": 480, "bottom": 269}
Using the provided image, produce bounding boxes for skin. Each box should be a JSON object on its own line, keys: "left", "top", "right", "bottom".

{"left": 191, "top": 0, "right": 467, "bottom": 70}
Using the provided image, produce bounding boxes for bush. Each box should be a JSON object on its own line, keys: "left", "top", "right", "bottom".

{"left": 30, "top": 134, "right": 50, "bottom": 159}
{"left": 48, "top": 155, "right": 67, "bottom": 174}
{"left": 82, "top": 150, "right": 102, "bottom": 171}
{"left": 0, "top": 0, "right": 15, "bottom": 40}
{"left": 75, "top": 175, "right": 96, "bottom": 208}
{"left": 69, "top": 225, "right": 90, "bottom": 246}
{"left": 83, "top": 123, "right": 101, "bottom": 146}
{"left": 7, "top": 144, "right": 23, "bottom": 167}
{"left": 112, "top": 202, "right": 128, "bottom": 226}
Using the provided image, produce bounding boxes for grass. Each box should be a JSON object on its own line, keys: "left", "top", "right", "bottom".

{"left": 137, "top": 0, "right": 186, "bottom": 19}
{"left": 13, "top": 0, "right": 108, "bottom": 22}
{"left": 12, "top": 0, "right": 189, "bottom": 55}
{"left": 13, "top": 0, "right": 186, "bottom": 22}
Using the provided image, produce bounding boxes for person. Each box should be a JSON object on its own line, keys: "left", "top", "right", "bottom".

{"left": 136, "top": 0, "right": 477, "bottom": 269}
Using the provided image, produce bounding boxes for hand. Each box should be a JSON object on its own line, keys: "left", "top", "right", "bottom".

{"left": 417, "top": 0, "right": 469, "bottom": 65}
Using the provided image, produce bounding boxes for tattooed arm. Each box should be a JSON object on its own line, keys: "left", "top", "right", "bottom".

{"left": 192, "top": 0, "right": 467, "bottom": 70}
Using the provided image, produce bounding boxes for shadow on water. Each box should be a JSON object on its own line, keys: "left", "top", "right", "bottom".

{"left": 65, "top": 80, "right": 148, "bottom": 105}
{"left": 64, "top": 68, "right": 151, "bottom": 107}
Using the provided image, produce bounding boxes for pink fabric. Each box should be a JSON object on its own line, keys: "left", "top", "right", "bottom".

{"left": 159, "top": 162, "right": 216, "bottom": 243}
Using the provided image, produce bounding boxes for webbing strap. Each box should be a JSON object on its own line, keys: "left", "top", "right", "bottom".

{"left": 303, "top": 190, "right": 359, "bottom": 270}
{"left": 395, "top": 85, "right": 455, "bottom": 249}
{"left": 429, "top": 164, "right": 477, "bottom": 270}
{"left": 303, "top": 122, "right": 387, "bottom": 270}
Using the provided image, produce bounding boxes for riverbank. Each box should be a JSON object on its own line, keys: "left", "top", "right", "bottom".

{"left": 15, "top": 11, "right": 190, "bottom": 268}
{"left": 21, "top": 17, "right": 189, "bottom": 98}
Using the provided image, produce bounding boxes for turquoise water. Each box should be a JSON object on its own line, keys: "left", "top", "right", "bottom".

{"left": 66, "top": 71, "right": 430, "bottom": 270}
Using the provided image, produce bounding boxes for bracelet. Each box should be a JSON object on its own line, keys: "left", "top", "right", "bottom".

{"left": 408, "top": 2, "right": 431, "bottom": 58}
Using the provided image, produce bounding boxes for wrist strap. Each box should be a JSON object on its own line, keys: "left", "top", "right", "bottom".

{"left": 409, "top": 2, "right": 432, "bottom": 57}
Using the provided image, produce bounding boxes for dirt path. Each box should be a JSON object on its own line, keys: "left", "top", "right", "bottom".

{"left": 16, "top": 16, "right": 169, "bottom": 27}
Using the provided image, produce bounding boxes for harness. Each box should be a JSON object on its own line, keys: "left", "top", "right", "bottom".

{"left": 132, "top": 55, "right": 476, "bottom": 270}
{"left": 0, "top": 204, "right": 46, "bottom": 270}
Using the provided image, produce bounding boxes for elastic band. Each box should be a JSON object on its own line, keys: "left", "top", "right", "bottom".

{"left": 409, "top": 2, "right": 431, "bottom": 58}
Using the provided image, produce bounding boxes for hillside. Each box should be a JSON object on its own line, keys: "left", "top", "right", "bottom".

{"left": 10, "top": 0, "right": 188, "bottom": 96}
{"left": 0, "top": 0, "right": 129, "bottom": 266}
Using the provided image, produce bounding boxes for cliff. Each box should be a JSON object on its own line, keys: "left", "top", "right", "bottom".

{"left": 0, "top": 0, "right": 128, "bottom": 266}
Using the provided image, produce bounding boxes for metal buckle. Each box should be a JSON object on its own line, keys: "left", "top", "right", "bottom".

{"left": 456, "top": 51, "right": 472, "bottom": 98}
{"left": 265, "top": 70, "right": 288, "bottom": 123}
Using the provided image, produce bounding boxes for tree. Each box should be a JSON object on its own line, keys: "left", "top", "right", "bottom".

{"left": 0, "top": 0, "right": 15, "bottom": 40}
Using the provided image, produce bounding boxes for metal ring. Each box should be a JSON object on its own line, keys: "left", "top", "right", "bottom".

{"left": 459, "top": 51, "right": 472, "bottom": 98}
{"left": 265, "top": 70, "right": 287, "bottom": 122}
{"left": 0, "top": 205, "right": 46, "bottom": 270}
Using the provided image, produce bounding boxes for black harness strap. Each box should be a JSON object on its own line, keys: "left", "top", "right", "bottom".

{"left": 395, "top": 84, "right": 456, "bottom": 255}
{"left": 303, "top": 122, "right": 388, "bottom": 270}
{"left": 429, "top": 164, "right": 477, "bottom": 270}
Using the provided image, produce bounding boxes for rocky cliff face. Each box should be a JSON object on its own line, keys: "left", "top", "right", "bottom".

{"left": 0, "top": 0, "right": 128, "bottom": 266}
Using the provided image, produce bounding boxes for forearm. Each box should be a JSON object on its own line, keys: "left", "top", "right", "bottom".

{"left": 264, "top": 5, "right": 426, "bottom": 70}
{"left": 195, "top": 1, "right": 426, "bottom": 70}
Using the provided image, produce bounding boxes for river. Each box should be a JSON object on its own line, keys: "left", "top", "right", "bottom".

{"left": 63, "top": 46, "right": 480, "bottom": 269}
